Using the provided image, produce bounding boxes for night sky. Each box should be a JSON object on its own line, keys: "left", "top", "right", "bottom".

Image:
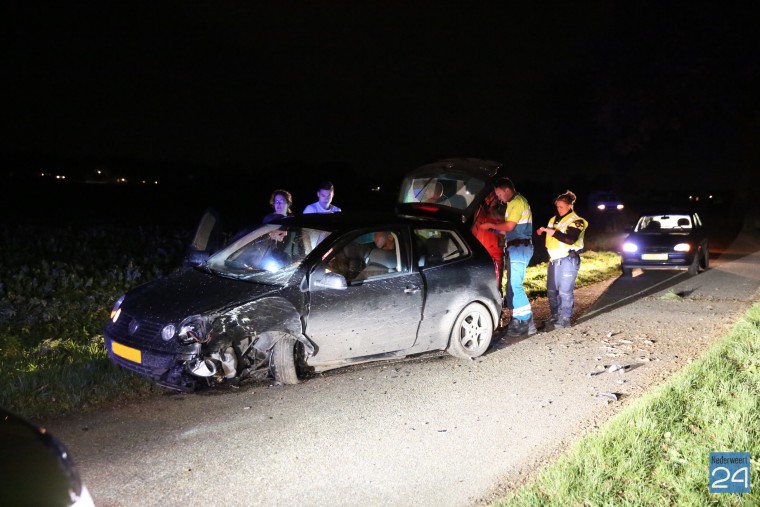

{"left": 4, "top": 2, "right": 760, "bottom": 201}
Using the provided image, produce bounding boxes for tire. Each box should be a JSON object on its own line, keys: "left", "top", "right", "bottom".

{"left": 622, "top": 267, "right": 633, "bottom": 277}
{"left": 447, "top": 302, "right": 493, "bottom": 359}
{"left": 270, "top": 337, "right": 300, "bottom": 384}
{"left": 702, "top": 247, "right": 710, "bottom": 270}
{"left": 687, "top": 251, "right": 700, "bottom": 276}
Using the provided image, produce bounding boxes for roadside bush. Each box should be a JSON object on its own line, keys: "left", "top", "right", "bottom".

{"left": 0, "top": 223, "right": 190, "bottom": 418}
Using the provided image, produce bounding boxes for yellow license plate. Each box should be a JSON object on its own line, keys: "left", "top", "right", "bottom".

{"left": 112, "top": 340, "right": 142, "bottom": 364}
{"left": 642, "top": 253, "right": 668, "bottom": 261}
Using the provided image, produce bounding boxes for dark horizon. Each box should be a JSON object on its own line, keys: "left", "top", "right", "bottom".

{"left": 4, "top": 3, "right": 760, "bottom": 207}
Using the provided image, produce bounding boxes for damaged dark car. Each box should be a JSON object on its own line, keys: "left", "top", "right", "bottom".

{"left": 104, "top": 159, "right": 504, "bottom": 391}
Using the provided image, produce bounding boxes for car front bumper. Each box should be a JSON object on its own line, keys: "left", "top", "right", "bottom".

{"left": 105, "top": 336, "right": 199, "bottom": 391}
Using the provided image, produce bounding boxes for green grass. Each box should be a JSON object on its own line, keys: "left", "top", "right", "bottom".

{"left": 0, "top": 221, "right": 623, "bottom": 420}
{"left": 494, "top": 302, "right": 760, "bottom": 506}
{"left": 0, "top": 223, "right": 188, "bottom": 419}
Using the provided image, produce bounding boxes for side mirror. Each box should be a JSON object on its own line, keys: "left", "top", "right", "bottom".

{"left": 313, "top": 272, "right": 348, "bottom": 290}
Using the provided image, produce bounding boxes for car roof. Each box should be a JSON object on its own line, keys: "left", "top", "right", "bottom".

{"left": 266, "top": 211, "right": 467, "bottom": 232}
{"left": 637, "top": 209, "right": 700, "bottom": 217}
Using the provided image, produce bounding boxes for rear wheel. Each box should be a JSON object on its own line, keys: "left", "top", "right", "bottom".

{"left": 270, "top": 337, "right": 300, "bottom": 384}
{"left": 447, "top": 302, "right": 493, "bottom": 359}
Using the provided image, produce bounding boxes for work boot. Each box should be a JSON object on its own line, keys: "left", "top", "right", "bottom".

{"left": 554, "top": 317, "right": 572, "bottom": 329}
{"left": 527, "top": 316, "right": 537, "bottom": 335}
{"left": 507, "top": 317, "right": 537, "bottom": 338}
{"left": 544, "top": 314, "right": 559, "bottom": 331}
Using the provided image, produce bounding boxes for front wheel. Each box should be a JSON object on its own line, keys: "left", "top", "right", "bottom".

{"left": 702, "top": 247, "right": 710, "bottom": 270}
{"left": 687, "top": 251, "right": 700, "bottom": 276}
{"left": 447, "top": 302, "right": 493, "bottom": 359}
{"left": 622, "top": 266, "right": 633, "bottom": 277}
{"left": 270, "top": 337, "right": 300, "bottom": 384}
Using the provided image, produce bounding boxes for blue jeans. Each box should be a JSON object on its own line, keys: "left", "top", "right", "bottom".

{"left": 547, "top": 254, "right": 580, "bottom": 319}
{"left": 503, "top": 244, "right": 533, "bottom": 320}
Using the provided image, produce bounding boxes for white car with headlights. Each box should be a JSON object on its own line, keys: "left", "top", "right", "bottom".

{"left": 620, "top": 211, "right": 708, "bottom": 276}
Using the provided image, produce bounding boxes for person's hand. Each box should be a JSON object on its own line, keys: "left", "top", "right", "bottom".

{"left": 536, "top": 227, "right": 545, "bottom": 235}
{"left": 478, "top": 222, "right": 493, "bottom": 230}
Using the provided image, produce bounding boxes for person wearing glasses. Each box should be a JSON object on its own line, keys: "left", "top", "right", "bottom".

{"left": 263, "top": 189, "right": 294, "bottom": 224}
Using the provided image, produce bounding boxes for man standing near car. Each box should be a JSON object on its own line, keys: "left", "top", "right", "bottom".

{"left": 478, "top": 177, "right": 536, "bottom": 337}
{"left": 303, "top": 181, "right": 342, "bottom": 214}
{"left": 537, "top": 190, "right": 587, "bottom": 329}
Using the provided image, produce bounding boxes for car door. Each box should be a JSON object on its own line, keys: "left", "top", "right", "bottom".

{"left": 412, "top": 227, "right": 486, "bottom": 349}
{"left": 305, "top": 227, "right": 424, "bottom": 362}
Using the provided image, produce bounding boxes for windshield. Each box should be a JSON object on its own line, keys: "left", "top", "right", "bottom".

{"left": 205, "top": 225, "right": 330, "bottom": 284}
{"left": 635, "top": 214, "right": 692, "bottom": 232}
{"left": 398, "top": 172, "right": 486, "bottom": 211}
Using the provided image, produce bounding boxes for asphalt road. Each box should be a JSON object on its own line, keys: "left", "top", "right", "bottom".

{"left": 48, "top": 233, "right": 760, "bottom": 507}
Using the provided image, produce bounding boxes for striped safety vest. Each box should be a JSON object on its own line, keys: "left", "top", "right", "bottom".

{"left": 545, "top": 211, "right": 587, "bottom": 260}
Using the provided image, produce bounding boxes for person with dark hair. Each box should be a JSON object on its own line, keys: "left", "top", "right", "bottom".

{"left": 537, "top": 190, "right": 588, "bottom": 330}
{"left": 478, "top": 177, "right": 536, "bottom": 337}
{"left": 263, "top": 189, "right": 294, "bottom": 224}
{"left": 303, "top": 181, "right": 342, "bottom": 214}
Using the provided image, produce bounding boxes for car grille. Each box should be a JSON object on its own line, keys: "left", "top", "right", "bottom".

{"left": 106, "top": 312, "right": 179, "bottom": 353}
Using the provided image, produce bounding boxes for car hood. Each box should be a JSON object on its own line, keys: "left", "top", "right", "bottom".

{"left": 122, "top": 267, "right": 283, "bottom": 321}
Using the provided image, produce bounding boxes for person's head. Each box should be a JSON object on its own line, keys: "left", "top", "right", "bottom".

{"left": 373, "top": 231, "right": 396, "bottom": 251}
{"left": 316, "top": 181, "right": 335, "bottom": 209}
{"left": 554, "top": 190, "right": 576, "bottom": 215}
{"left": 493, "top": 177, "right": 516, "bottom": 203}
{"left": 423, "top": 181, "right": 444, "bottom": 203}
{"left": 269, "top": 189, "right": 293, "bottom": 216}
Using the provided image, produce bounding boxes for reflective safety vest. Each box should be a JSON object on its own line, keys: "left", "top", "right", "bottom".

{"left": 545, "top": 211, "right": 587, "bottom": 260}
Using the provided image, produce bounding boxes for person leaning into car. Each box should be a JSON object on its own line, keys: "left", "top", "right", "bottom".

{"left": 536, "top": 190, "right": 588, "bottom": 330}
{"left": 478, "top": 177, "right": 536, "bottom": 338}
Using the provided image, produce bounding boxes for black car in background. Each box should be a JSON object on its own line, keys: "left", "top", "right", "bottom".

{"left": 621, "top": 211, "right": 709, "bottom": 276}
{"left": 104, "top": 159, "right": 504, "bottom": 391}
{"left": 0, "top": 408, "right": 94, "bottom": 507}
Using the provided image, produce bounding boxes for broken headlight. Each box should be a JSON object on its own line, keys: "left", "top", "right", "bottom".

{"left": 177, "top": 315, "right": 209, "bottom": 344}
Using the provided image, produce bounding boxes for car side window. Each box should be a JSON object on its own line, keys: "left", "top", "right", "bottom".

{"left": 321, "top": 230, "right": 404, "bottom": 284}
{"left": 414, "top": 229, "right": 468, "bottom": 267}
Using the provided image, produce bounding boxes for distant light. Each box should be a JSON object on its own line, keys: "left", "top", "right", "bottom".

{"left": 40, "top": 172, "right": 45, "bottom": 177}
{"left": 371, "top": 186, "right": 381, "bottom": 192}
{"left": 597, "top": 204, "right": 606, "bottom": 210}
{"left": 96, "top": 170, "right": 102, "bottom": 175}
{"left": 616, "top": 204, "right": 624, "bottom": 210}
{"left": 708, "top": 195, "right": 713, "bottom": 199}
{"left": 154, "top": 180, "right": 159, "bottom": 185}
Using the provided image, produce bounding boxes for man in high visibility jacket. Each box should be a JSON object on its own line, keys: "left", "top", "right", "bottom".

{"left": 478, "top": 177, "right": 536, "bottom": 337}
{"left": 537, "top": 190, "right": 588, "bottom": 330}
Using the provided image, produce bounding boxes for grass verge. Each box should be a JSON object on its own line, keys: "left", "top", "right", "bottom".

{"left": 494, "top": 302, "right": 760, "bottom": 506}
